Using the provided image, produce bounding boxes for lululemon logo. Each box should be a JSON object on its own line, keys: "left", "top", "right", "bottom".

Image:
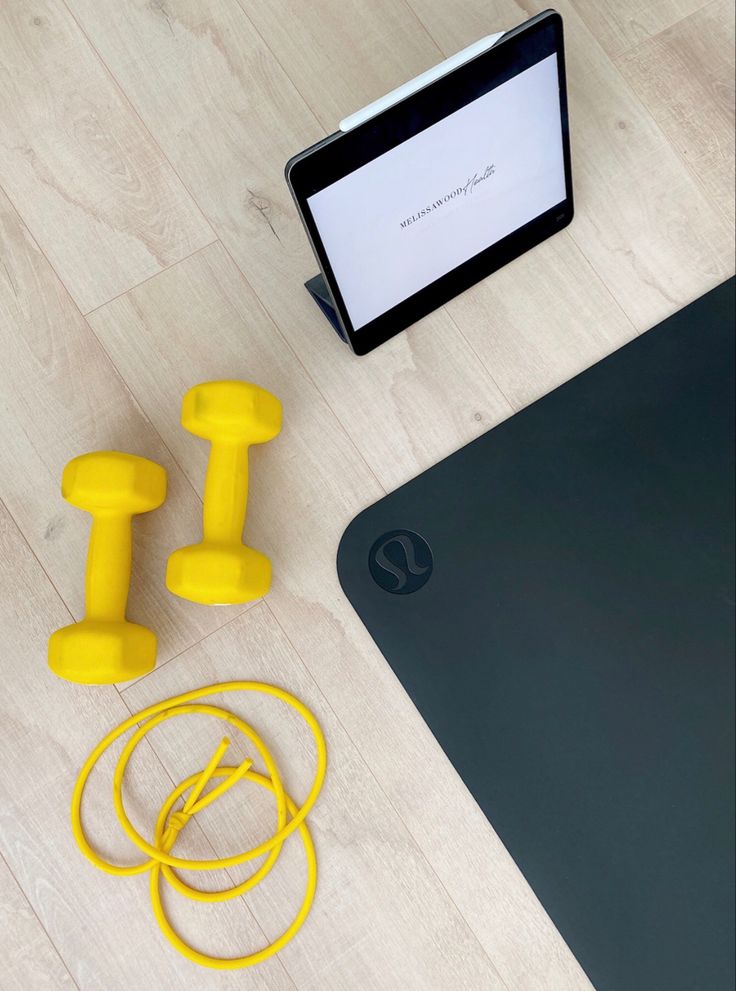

{"left": 368, "top": 530, "right": 433, "bottom": 594}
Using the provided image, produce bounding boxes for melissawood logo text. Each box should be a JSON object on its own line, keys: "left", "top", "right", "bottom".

{"left": 399, "top": 164, "right": 496, "bottom": 230}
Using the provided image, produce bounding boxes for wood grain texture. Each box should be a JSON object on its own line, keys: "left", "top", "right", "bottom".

{"left": 445, "top": 231, "right": 637, "bottom": 411}
{"left": 0, "top": 0, "right": 213, "bottom": 312}
{"left": 67, "top": 0, "right": 514, "bottom": 492}
{"left": 236, "top": 0, "right": 444, "bottom": 127}
{"left": 0, "top": 502, "right": 293, "bottom": 991}
{"left": 1, "top": 0, "right": 733, "bottom": 988}
{"left": 122, "top": 604, "right": 505, "bottom": 991}
{"left": 616, "top": 0, "right": 736, "bottom": 226}
{"left": 0, "top": 189, "right": 250, "bottom": 665}
{"left": 87, "top": 242, "right": 594, "bottom": 991}
{"left": 409, "top": 0, "right": 733, "bottom": 331}
{"left": 0, "top": 854, "right": 76, "bottom": 991}
{"left": 570, "top": 0, "right": 707, "bottom": 57}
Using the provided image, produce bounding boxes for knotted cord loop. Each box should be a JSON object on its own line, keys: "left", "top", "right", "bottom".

{"left": 71, "top": 682, "right": 326, "bottom": 969}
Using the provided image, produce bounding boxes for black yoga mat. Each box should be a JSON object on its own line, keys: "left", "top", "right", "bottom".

{"left": 338, "top": 279, "right": 735, "bottom": 991}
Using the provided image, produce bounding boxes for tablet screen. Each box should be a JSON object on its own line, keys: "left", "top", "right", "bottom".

{"left": 307, "top": 51, "right": 566, "bottom": 332}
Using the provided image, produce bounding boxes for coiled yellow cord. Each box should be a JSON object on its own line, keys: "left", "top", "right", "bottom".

{"left": 71, "top": 682, "right": 327, "bottom": 969}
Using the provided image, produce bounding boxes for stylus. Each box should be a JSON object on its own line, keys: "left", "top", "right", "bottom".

{"left": 339, "top": 32, "right": 507, "bottom": 132}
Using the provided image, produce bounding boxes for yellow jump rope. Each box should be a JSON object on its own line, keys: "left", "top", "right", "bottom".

{"left": 54, "top": 384, "right": 328, "bottom": 967}
{"left": 72, "top": 682, "right": 327, "bottom": 970}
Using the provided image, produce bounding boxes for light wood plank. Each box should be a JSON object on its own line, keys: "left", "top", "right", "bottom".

{"left": 570, "top": 0, "right": 707, "bottom": 57}
{"left": 0, "top": 854, "right": 77, "bottom": 991}
{"left": 88, "top": 243, "right": 594, "bottom": 991}
{"left": 616, "top": 0, "right": 736, "bottom": 226}
{"left": 122, "top": 603, "right": 505, "bottom": 990}
{"left": 0, "top": 502, "right": 295, "bottom": 991}
{"left": 404, "top": 0, "right": 519, "bottom": 50}
{"left": 0, "top": 0, "right": 213, "bottom": 313}
{"left": 408, "top": 0, "right": 733, "bottom": 331}
{"left": 67, "top": 0, "right": 513, "bottom": 493}
{"left": 445, "top": 231, "right": 638, "bottom": 411}
{"left": 0, "top": 189, "right": 247, "bottom": 666}
{"left": 242, "top": 0, "right": 636, "bottom": 403}
{"left": 237, "top": 0, "right": 444, "bottom": 127}
{"left": 3, "top": 2, "right": 731, "bottom": 989}
{"left": 86, "top": 241, "right": 387, "bottom": 568}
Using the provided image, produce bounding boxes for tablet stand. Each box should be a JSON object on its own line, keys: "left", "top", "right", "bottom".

{"left": 305, "top": 274, "right": 348, "bottom": 342}
{"left": 303, "top": 31, "right": 507, "bottom": 347}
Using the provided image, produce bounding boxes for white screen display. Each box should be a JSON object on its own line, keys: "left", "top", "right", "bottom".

{"left": 307, "top": 53, "right": 566, "bottom": 331}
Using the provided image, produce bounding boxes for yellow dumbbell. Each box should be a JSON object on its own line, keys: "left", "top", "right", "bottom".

{"left": 166, "top": 381, "right": 282, "bottom": 605}
{"left": 48, "top": 451, "right": 167, "bottom": 684}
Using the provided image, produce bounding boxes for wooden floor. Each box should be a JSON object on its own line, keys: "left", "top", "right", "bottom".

{"left": 0, "top": 1, "right": 733, "bottom": 988}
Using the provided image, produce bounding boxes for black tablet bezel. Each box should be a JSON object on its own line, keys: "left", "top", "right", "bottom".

{"left": 286, "top": 10, "right": 573, "bottom": 356}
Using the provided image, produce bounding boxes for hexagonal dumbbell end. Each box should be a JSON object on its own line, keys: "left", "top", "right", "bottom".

{"left": 48, "top": 619, "right": 158, "bottom": 686}
{"left": 181, "top": 380, "right": 282, "bottom": 445}
{"left": 48, "top": 451, "right": 167, "bottom": 684}
{"left": 61, "top": 450, "right": 166, "bottom": 515}
{"left": 166, "top": 381, "right": 282, "bottom": 606}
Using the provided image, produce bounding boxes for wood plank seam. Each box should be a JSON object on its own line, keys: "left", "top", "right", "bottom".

{"left": 0, "top": 191, "right": 259, "bottom": 673}
{"left": 0, "top": 2, "right": 215, "bottom": 313}
{"left": 3, "top": 1, "right": 730, "bottom": 986}
{"left": 571, "top": 0, "right": 723, "bottom": 58}
{"left": 0, "top": 850, "right": 81, "bottom": 991}
{"left": 85, "top": 235, "right": 389, "bottom": 509}
{"left": 59, "top": 0, "right": 219, "bottom": 272}
{"left": 0, "top": 488, "right": 293, "bottom": 986}
{"left": 46, "top": 7, "right": 620, "bottom": 984}
{"left": 230, "top": 0, "right": 331, "bottom": 142}
{"left": 61, "top": 0, "right": 510, "bottom": 486}
{"left": 443, "top": 304, "right": 530, "bottom": 412}
{"left": 396, "top": 7, "right": 642, "bottom": 380}
{"left": 260, "top": 598, "right": 513, "bottom": 991}
{"left": 0, "top": 176, "right": 83, "bottom": 351}
{"left": 123, "top": 600, "right": 259, "bottom": 691}
{"left": 57, "top": 1, "right": 396, "bottom": 500}
{"left": 118, "top": 598, "right": 509, "bottom": 989}
{"left": 0, "top": 502, "right": 293, "bottom": 989}
{"left": 606, "top": 33, "right": 733, "bottom": 219}
{"left": 0, "top": 494, "right": 75, "bottom": 629}
{"left": 0, "top": 174, "right": 215, "bottom": 327}
{"left": 72, "top": 323, "right": 263, "bottom": 656}
{"left": 210, "top": 239, "right": 390, "bottom": 498}
{"left": 397, "top": 0, "right": 447, "bottom": 59}
{"left": 614, "top": 0, "right": 736, "bottom": 228}
{"left": 189, "top": 6, "right": 518, "bottom": 428}
{"left": 81, "top": 240, "right": 219, "bottom": 318}
{"left": 111, "top": 684, "right": 302, "bottom": 991}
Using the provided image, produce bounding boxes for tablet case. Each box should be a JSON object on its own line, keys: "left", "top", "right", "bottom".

{"left": 305, "top": 273, "right": 347, "bottom": 341}
{"left": 303, "top": 30, "right": 509, "bottom": 346}
{"left": 300, "top": 25, "right": 556, "bottom": 345}
{"left": 337, "top": 278, "right": 736, "bottom": 991}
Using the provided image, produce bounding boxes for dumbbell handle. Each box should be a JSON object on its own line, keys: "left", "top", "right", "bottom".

{"left": 202, "top": 440, "right": 250, "bottom": 545}
{"left": 85, "top": 512, "right": 132, "bottom": 622}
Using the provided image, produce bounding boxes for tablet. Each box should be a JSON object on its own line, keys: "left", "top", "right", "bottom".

{"left": 285, "top": 10, "right": 573, "bottom": 356}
